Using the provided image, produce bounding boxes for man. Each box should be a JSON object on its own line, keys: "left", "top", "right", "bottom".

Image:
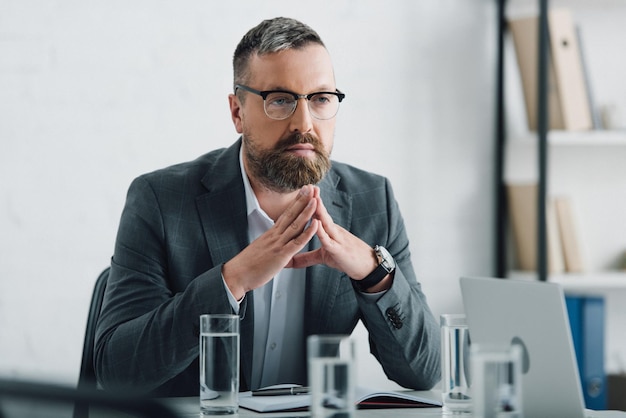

{"left": 94, "top": 17, "right": 440, "bottom": 397}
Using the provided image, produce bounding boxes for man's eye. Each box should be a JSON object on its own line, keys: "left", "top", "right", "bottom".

{"left": 267, "top": 94, "right": 295, "bottom": 107}
{"left": 311, "top": 94, "right": 332, "bottom": 105}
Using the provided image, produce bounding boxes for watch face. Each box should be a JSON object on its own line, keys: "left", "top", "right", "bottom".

{"left": 376, "top": 246, "right": 396, "bottom": 271}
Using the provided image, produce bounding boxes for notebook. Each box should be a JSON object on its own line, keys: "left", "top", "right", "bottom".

{"left": 238, "top": 384, "right": 441, "bottom": 413}
{"left": 460, "top": 276, "right": 626, "bottom": 418}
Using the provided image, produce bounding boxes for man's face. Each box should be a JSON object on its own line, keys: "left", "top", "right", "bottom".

{"left": 229, "top": 44, "right": 337, "bottom": 193}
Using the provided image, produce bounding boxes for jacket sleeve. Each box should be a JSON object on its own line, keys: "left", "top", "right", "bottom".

{"left": 353, "top": 179, "right": 441, "bottom": 390}
{"left": 93, "top": 176, "right": 235, "bottom": 393}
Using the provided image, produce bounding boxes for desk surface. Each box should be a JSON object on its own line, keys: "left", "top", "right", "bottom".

{"left": 164, "top": 396, "right": 444, "bottom": 417}
{"left": 3, "top": 394, "right": 626, "bottom": 418}
{"left": 162, "top": 396, "right": 626, "bottom": 418}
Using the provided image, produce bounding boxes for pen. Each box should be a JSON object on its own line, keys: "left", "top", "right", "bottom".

{"left": 251, "top": 386, "right": 310, "bottom": 396}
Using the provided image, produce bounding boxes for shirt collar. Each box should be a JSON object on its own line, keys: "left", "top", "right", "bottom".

{"left": 239, "top": 145, "right": 268, "bottom": 220}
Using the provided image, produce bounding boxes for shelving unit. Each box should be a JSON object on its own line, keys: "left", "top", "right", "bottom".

{"left": 511, "top": 130, "right": 626, "bottom": 146}
{"left": 495, "top": 0, "right": 626, "bottom": 286}
{"left": 510, "top": 270, "right": 626, "bottom": 294}
{"left": 495, "top": 0, "right": 550, "bottom": 281}
{"left": 496, "top": 0, "right": 626, "bottom": 388}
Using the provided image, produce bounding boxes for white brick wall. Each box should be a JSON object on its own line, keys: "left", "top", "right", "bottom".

{"left": 0, "top": 0, "right": 495, "bottom": 388}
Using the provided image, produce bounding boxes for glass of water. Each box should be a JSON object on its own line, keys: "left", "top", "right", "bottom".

{"left": 307, "top": 335, "right": 355, "bottom": 418}
{"left": 471, "top": 343, "right": 523, "bottom": 418}
{"left": 441, "top": 314, "right": 472, "bottom": 414}
{"left": 199, "top": 314, "right": 239, "bottom": 416}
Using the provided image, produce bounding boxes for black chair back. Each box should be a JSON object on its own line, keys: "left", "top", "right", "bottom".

{"left": 74, "top": 267, "right": 110, "bottom": 418}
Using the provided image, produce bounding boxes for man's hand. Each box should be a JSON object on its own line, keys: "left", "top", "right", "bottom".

{"left": 222, "top": 185, "right": 320, "bottom": 300}
{"left": 288, "top": 187, "right": 384, "bottom": 288}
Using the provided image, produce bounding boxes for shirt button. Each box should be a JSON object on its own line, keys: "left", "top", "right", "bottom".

{"left": 270, "top": 342, "right": 276, "bottom": 350}
{"left": 275, "top": 291, "right": 282, "bottom": 300}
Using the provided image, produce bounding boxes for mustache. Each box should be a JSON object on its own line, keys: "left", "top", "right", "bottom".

{"left": 275, "top": 133, "right": 323, "bottom": 152}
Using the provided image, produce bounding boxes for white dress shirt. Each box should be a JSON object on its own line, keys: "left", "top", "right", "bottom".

{"left": 222, "top": 148, "right": 306, "bottom": 389}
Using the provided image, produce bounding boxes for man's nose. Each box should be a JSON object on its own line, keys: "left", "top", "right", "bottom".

{"left": 288, "top": 98, "right": 314, "bottom": 133}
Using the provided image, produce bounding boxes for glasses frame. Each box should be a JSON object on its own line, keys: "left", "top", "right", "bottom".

{"left": 234, "top": 84, "right": 345, "bottom": 120}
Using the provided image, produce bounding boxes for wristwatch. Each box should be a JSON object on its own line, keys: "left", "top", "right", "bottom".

{"left": 351, "top": 245, "right": 396, "bottom": 291}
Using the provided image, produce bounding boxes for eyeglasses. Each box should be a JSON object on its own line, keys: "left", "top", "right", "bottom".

{"left": 235, "top": 84, "right": 345, "bottom": 121}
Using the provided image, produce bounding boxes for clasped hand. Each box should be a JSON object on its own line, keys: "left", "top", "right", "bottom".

{"left": 223, "top": 185, "right": 377, "bottom": 300}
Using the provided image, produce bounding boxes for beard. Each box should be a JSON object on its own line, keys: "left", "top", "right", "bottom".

{"left": 243, "top": 132, "right": 331, "bottom": 193}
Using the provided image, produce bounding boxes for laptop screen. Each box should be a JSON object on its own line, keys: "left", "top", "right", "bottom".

{"left": 460, "top": 276, "right": 586, "bottom": 418}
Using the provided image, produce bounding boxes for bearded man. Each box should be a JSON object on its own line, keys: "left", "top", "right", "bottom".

{"left": 94, "top": 17, "right": 440, "bottom": 397}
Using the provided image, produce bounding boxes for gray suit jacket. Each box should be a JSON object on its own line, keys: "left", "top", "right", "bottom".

{"left": 94, "top": 139, "right": 440, "bottom": 397}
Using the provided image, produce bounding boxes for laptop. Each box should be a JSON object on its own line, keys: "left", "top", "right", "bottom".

{"left": 460, "top": 276, "right": 621, "bottom": 418}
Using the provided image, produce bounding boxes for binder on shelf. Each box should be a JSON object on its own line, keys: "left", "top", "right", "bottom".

{"left": 576, "top": 25, "right": 603, "bottom": 130}
{"left": 554, "top": 196, "right": 586, "bottom": 273}
{"left": 506, "top": 183, "right": 565, "bottom": 273}
{"left": 508, "top": 9, "right": 592, "bottom": 131}
{"left": 565, "top": 295, "right": 607, "bottom": 410}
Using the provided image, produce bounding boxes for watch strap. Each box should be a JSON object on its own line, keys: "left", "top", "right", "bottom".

{"left": 352, "top": 264, "right": 390, "bottom": 291}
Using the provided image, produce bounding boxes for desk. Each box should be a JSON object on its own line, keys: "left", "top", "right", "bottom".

{"left": 3, "top": 393, "right": 625, "bottom": 417}
{"left": 156, "top": 391, "right": 626, "bottom": 418}
{"left": 162, "top": 396, "right": 626, "bottom": 418}
{"left": 164, "top": 396, "right": 444, "bottom": 417}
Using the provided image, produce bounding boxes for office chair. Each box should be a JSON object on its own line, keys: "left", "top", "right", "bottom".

{"left": 73, "top": 266, "right": 109, "bottom": 418}
{"left": 0, "top": 378, "right": 181, "bottom": 418}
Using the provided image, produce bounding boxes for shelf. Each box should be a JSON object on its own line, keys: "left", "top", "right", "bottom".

{"left": 509, "top": 270, "right": 626, "bottom": 294}
{"left": 506, "top": 0, "right": 626, "bottom": 20}
{"left": 511, "top": 130, "right": 626, "bottom": 146}
{"left": 507, "top": 0, "right": 626, "bottom": 11}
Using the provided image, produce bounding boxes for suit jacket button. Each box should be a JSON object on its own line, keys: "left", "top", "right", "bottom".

{"left": 385, "top": 307, "right": 403, "bottom": 329}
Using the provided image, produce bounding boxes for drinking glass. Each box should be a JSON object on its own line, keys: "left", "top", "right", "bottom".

{"left": 441, "top": 314, "right": 472, "bottom": 413}
{"left": 471, "top": 343, "right": 523, "bottom": 418}
{"left": 307, "top": 335, "right": 355, "bottom": 418}
{"left": 199, "top": 314, "right": 239, "bottom": 416}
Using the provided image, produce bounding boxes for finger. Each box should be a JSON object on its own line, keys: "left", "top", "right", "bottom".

{"left": 289, "top": 247, "right": 324, "bottom": 269}
{"left": 315, "top": 219, "right": 342, "bottom": 263}
{"left": 275, "top": 186, "right": 315, "bottom": 234}
{"left": 313, "top": 191, "right": 330, "bottom": 220}
{"left": 315, "top": 217, "right": 332, "bottom": 247}
{"left": 313, "top": 195, "right": 337, "bottom": 237}
{"left": 289, "top": 217, "right": 319, "bottom": 249}
{"left": 284, "top": 219, "right": 320, "bottom": 269}
{"left": 276, "top": 198, "right": 317, "bottom": 246}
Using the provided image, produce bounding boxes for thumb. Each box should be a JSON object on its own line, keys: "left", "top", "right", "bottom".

{"left": 288, "top": 248, "right": 324, "bottom": 269}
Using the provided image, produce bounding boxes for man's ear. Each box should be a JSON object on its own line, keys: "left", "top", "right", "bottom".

{"left": 228, "top": 94, "right": 244, "bottom": 134}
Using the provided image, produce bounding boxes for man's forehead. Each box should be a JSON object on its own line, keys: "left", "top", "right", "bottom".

{"left": 247, "top": 45, "right": 335, "bottom": 90}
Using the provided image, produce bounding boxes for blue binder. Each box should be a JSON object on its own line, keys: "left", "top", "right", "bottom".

{"left": 565, "top": 295, "right": 606, "bottom": 410}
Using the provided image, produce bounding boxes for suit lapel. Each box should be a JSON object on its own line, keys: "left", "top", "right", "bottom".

{"left": 196, "top": 141, "right": 249, "bottom": 271}
{"left": 195, "top": 140, "right": 255, "bottom": 390}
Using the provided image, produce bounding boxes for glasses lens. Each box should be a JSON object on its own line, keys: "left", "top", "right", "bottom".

{"left": 308, "top": 93, "right": 340, "bottom": 120}
{"left": 264, "top": 92, "right": 297, "bottom": 120}
{"left": 262, "top": 91, "right": 342, "bottom": 120}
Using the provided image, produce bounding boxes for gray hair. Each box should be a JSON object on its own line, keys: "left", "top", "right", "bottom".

{"left": 233, "top": 17, "right": 325, "bottom": 90}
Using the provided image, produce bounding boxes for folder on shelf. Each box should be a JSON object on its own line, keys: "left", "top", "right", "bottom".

{"left": 565, "top": 295, "right": 606, "bottom": 410}
{"left": 508, "top": 9, "right": 592, "bottom": 131}
{"left": 506, "top": 183, "right": 565, "bottom": 273}
{"left": 576, "top": 25, "right": 603, "bottom": 130}
{"left": 554, "top": 196, "right": 586, "bottom": 273}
